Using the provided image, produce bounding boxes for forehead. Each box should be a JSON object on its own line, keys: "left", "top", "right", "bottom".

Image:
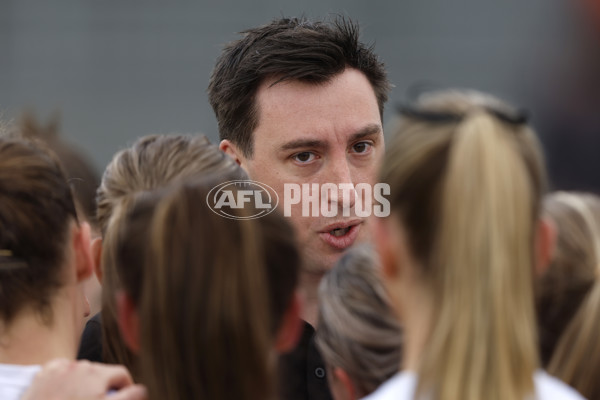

{"left": 253, "top": 69, "right": 382, "bottom": 148}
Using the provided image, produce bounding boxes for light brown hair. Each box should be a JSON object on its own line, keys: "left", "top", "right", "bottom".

{"left": 316, "top": 245, "right": 402, "bottom": 397}
{"left": 114, "top": 181, "right": 290, "bottom": 400}
{"left": 97, "top": 134, "right": 244, "bottom": 234}
{"left": 98, "top": 134, "right": 245, "bottom": 369}
{"left": 380, "top": 90, "right": 547, "bottom": 400}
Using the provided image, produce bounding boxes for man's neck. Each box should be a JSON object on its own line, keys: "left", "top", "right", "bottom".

{"left": 0, "top": 297, "right": 78, "bottom": 365}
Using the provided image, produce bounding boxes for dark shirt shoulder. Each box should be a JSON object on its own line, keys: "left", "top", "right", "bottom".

{"left": 77, "top": 312, "right": 104, "bottom": 363}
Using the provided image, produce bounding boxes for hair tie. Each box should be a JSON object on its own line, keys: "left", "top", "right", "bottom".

{"left": 0, "top": 250, "right": 28, "bottom": 270}
{"left": 397, "top": 103, "right": 529, "bottom": 126}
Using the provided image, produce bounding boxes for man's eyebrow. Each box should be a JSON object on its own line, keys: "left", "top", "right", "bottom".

{"left": 348, "top": 123, "right": 382, "bottom": 143}
{"left": 278, "top": 124, "right": 382, "bottom": 152}
{"left": 279, "top": 139, "right": 328, "bottom": 152}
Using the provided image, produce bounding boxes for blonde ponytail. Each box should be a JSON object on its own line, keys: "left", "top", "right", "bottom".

{"left": 381, "top": 90, "right": 546, "bottom": 400}
{"left": 420, "top": 112, "right": 539, "bottom": 400}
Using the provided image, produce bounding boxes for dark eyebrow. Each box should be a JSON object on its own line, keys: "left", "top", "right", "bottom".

{"left": 278, "top": 123, "right": 382, "bottom": 152}
{"left": 279, "top": 139, "right": 327, "bottom": 152}
{"left": 348, "top": 123, "right": 382, "bottom": 143}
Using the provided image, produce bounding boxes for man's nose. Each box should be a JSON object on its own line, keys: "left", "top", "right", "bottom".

{"left": 326, "top": 159, "right": 357, "bottom": 210}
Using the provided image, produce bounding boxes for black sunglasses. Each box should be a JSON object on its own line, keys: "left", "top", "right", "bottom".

{"left": 397, "top": 103, "right": 529, "bottom": 126}
{"left": 396, "top": 83, "right": 529, "bottom": 126}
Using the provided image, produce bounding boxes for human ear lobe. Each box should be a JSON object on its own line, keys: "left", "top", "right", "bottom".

{"left": 535, "top": 217, "right": 557, "bottom": 277}
{"left": 116, "top": 291, "right": 141, "bottom": 353}
{"left": 219, "top": 139, "right": 243, "bottom": 166}
{"left": 91, "top": 237, "right": 103, "bottom": 284}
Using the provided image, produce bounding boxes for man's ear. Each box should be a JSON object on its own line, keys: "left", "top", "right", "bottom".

{"left": 73, "top": 222, "right": 94, "bottom": 283}
{"left": 332, "top": 367, "right": 357, "bottom": 400}
{"left": 374, "top": 217, "right": 399, "bottom": 280}
{"left": 91, "top": 237, "right": 103, "bottom": 284}
{"left": 536, "top": 217, "right": 557, "bottom": 277}
{"left": 275, "top": 292, "right": 303, "bottom": 354}
{"left": 219, "top": 139, "right": 242, "bottom": 166}
{"left": 116, "top": 291, "right": 140, "bottom": 354}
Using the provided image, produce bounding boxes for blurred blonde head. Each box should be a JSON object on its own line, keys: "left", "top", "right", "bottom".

{"left": 97, "top": 134, "right": 243, "bottom": 234}
{"left": 537, "top": 192, "right": 600, "bottom": 365}
{"left": 543, "top": 192, "right": 600, "bottom": 399}
{"left": 379, "top": 89, "right": 547, "bottom": 400}
{"left": 315, "top": 246, "right": 402, "bottom": 400}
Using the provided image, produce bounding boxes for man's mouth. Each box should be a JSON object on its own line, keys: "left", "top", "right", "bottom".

{"left": 330, "top": 227, "right": 351, "bottom": 237}
{"left": 319, "top": 221, "right": 362, "bottom": 250}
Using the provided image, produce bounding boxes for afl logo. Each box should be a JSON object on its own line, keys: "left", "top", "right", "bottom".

{"left": 206, "top": 180, "right": 279, "bottom": 220}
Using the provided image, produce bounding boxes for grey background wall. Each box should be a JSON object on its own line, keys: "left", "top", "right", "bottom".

{"left": 1, "top": 0, "right": 597, "bottom": 191}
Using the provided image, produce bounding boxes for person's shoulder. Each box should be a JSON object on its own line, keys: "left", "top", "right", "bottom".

{"left": 88, "top": 312, "right": 103, "bottom": 326}
{"left": 0, "top": 363, "right": 41, "bottom": 400}
{"left": 80, "top": 313, "right": 102, "bottom": 336}
{"left": 77, "top": 312, "right": 103, "bottom": 362}
{"left": 360, "top": 371, "right": 416, "bottom": 400}
{"left": 534, "top": 371, "right": 586, "bottom": 400}
{"left": 0, "top": 363, "right": 41, "bottom": 383}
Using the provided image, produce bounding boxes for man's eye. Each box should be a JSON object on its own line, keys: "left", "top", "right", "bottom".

{"left": 352, "top": 142, "right": 372, "bottom": 154}
{"left": 293, "top": 152, "right": 316, "bottom": 163}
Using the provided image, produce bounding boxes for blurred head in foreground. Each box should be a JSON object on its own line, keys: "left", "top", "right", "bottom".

{"left": 17, "top": 112, "right": 102, "bottom": 318}
{"left": 540, "top": 192, "right": 600, "bottom": 399}
{"left": 316, "top": 245, "right": 402, "bottom": 400}
{"left": 111, "top": 180, "right": 299, "bottom": 400}
{"left": 0, "top": 137, "right": 93, "bottom": 362}
{"left": 536, "top": 191, "right": 600, "bottom": 365}
{"left": 96, "top": 134, "right": 245, "bottom": 371}
{"left": 376, "top": 89, "right": 557, "bottom": 400}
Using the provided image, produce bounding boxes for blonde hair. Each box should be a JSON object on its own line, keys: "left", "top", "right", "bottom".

{"left": 545, "top": 192, "right": 600, "bottom": 399}
{"left": 97, "top": 134, "right": 243, "bottom": 234}
{"left": 315, "top": 245, "right": 402, "bottom": 397}
{"left": 537, "top": 192, "right": 600, "bottom": 365}
{"left": 380, "top": 90, "right": 546, "bottom": 400}
{"left": 98, "top": 134, "right": 245, "bottom": 370}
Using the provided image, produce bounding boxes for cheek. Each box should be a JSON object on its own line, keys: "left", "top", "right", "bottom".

{"left": 239, "top": 159, "right": 261, "bottom": 181}
{"left": 351, "top": 162, "right": 379, "bottom": 187}
{"left": 244, "top": 158, "right": 288, "bottom": 190}
{"left": 286, "top": 214, "right": 313, "bottom": 242}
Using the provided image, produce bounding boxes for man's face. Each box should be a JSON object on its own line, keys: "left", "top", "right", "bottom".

{"left": 224, "top": 68, "right": 384, "bottom": 276}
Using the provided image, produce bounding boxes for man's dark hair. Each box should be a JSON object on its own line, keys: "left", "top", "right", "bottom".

{"left": 208, "top": 16, "right": 390, "bottom": 157}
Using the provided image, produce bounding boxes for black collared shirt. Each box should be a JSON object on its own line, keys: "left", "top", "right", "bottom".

{"left": 278, "top": 321, "right": 333, "bottom": 400}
